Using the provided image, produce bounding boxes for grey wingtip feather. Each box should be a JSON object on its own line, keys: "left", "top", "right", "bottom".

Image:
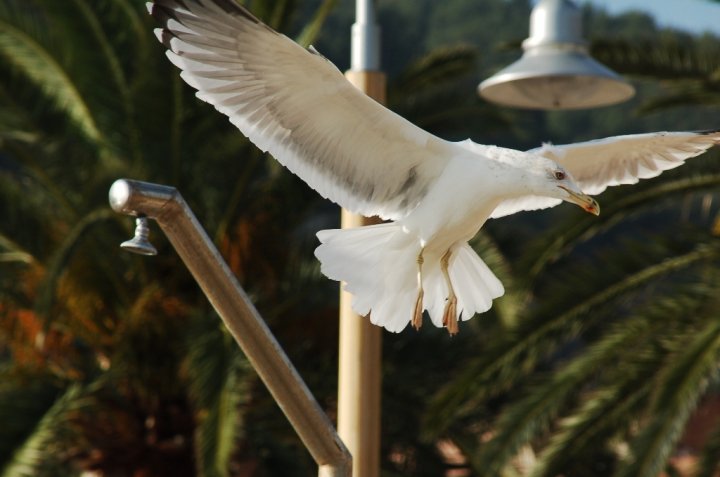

{"left": 148, "top": 0, "right": 274, "bottom": 37}
{"left": 698, "top": 128, "right": 720, "bottom": 136}
{"left": 695, "top": 129, "right": 720, "bottom": 146}
{"left": 149, "top": 0, "right": 261, "bottom": 22}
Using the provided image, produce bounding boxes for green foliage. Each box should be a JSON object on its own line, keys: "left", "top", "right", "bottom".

{"left": 1, "top": 384, "right": 85, "bottom": 477}
{"left": 0, "top": 0, "right": 342, "bottom": 475}
{"left": 697, "top": 422, "right": 720, "bottom": 477}
{"left": 186, "top": 315, "right": 251, "bottom": 477}
{"left": 415, "top": 8, "right": 720, "bottom": 471}
{"left": 3, "top": 0, "right": 720, "bottom": 476}
{"left": 388, "top": 44, "right": 509, "bottom": 139}
{"left": 0, "top": 2, "right": 102, "bottom": 145}
{"left": 592, "top": 35, "right": 720, "bottom": 113}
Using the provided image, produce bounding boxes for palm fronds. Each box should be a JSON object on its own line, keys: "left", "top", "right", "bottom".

{"left": 296, "top": 0, "right": 339, "bottom": 47}
{"left": 592, "top": 36, "right": 720, "bottom": 113}
{"left": 0, "top": 3, "right": 102, "bottom": 145}
{"left": 0, "top": 1, "right": 343, "bottom": 475}
{"left": 186, "top": 315, "right": 251, "bottom": 477}
{"left": 0, "top": 384, "right": 84, "bottom": 477}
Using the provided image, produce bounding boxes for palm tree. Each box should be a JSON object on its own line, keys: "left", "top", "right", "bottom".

{"left": 0, "top": 0, "right": 341, "bottom": 475}
{"left": 421, "top": 14, "right": 720, "bottom": 477}
{"left": 10, "top": 1, "right": 720, "bottom": 476}
{"left": 591, "top": 35, "right": 720, "bottom": 112}
{"left": 425, "top": 186, "right": 720, "bottom": 477}
{"left": 0, "top": 0, "right": 511, "bottom": 475}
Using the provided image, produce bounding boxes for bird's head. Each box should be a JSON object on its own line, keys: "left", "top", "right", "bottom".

{"left": 527, "top": 157, "right": 600, "bottom": 216}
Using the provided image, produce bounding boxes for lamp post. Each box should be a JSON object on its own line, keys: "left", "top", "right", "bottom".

{"left": 337, "top": 1, "right": 384, "bottom": 477}
{"left": 479, "top": 0, "right": 634, "bottom": 109}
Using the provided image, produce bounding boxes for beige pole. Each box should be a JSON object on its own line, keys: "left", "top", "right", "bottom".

{"left": 337, "top": 70, "right": 386, "bottom": 477}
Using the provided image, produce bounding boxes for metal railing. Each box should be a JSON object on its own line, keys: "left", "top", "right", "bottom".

{"left": 109, "top": 178, "right": 351, "bottom": 477}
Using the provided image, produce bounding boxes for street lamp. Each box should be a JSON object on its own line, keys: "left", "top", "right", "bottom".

{"left": 478, "top": 0, "right": 635, "bottom": 110}
{"left": 337, "top": 2, "right": 384, "bottom": 477}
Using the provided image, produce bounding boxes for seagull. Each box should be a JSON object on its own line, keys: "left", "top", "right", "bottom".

{"left": 149, "top": 0, "right": 720, "bottom": 334}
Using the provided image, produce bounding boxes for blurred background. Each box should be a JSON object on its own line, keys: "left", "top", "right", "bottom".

{"left": 1, "top": 0, "right": 720, "bottom": 475}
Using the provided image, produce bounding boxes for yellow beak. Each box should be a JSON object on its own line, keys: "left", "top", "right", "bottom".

{"left": 560, "top": 186, "right": 600, "bottom": 216}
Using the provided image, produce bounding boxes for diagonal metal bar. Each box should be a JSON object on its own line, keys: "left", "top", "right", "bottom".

{"left": 109, "top": 178, "right": 351, "bottom": 477}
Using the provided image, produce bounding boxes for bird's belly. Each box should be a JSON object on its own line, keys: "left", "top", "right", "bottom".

{"left": 400, "top": 199, "right": 498, "bottom": 255}
{"left": 397, "top": 156, "right": 505, "bottom": 253}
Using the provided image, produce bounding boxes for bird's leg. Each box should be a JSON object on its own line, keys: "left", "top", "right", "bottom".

{"left": 441, "top": 249, "right": 458, "bottom": 336}
{"left": 412, "top": 247, "right": 425, "bottom": 330}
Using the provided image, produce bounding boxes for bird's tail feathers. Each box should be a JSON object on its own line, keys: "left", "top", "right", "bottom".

{"left": 315, "top": 224, "right": 504, "bottom": 333}
{"left": 316, "top": 223, "right": 416, "bottom": 332}
{"left": 440, "top": 244, "right": 504, "bottom": 325}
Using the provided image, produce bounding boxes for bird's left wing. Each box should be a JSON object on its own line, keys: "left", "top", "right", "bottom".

{"left": 533, "top": 130, "right": 720, "bottom": 195}
{"left": 477, "top": 130, "right": 719, "bottom": 219}
{"left": 149, "top": 0, "right": 452, "bottom": 220}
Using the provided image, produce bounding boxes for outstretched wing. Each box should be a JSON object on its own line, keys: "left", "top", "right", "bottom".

{"left": 473, "top": 130, "right": 719, "bottom": 218}
{"left": 149, "top": 0, "right": 452, "bottom": 220}
{"left": 533, "top": 130, "right": 720, "bottom": 195}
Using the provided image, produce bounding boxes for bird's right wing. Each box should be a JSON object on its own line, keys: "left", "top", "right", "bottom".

{"left": 150, "top": 0, "right": 453, "bottom": 220}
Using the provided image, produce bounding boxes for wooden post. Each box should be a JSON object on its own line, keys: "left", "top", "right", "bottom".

{"left": 338, "top": 70, "right": 386, "bottom": 477}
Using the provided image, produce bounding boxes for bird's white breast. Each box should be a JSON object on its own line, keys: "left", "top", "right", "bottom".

{"left": 399, "top": 155, "right": 507, "bottom": 253}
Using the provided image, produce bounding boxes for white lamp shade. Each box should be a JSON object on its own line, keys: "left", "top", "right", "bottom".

{"left": 478, "top": 0, "right": 635, "bottom": 110}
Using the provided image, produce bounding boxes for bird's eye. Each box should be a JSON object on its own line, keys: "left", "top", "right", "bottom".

{"left": 554, "top": 171, "right": 566, "bottom": 180}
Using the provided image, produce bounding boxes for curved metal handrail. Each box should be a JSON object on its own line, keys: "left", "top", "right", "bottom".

{"left": 109, "top": 178, "right": 351, "bottom": 477}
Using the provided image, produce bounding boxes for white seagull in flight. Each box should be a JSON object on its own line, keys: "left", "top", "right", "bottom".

{"left": 149, "top": 0, "right": 720, "bottom": 334}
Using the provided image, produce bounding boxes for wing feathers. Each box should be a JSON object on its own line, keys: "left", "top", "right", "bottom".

{"left": 486, "top": 130, "right": 719, "bottom": 218}
{"left": 151, "top": 0, "right": 451, "bottom": 220}
{"left": 539, "top": 130, "right": 720, "bottom": 195}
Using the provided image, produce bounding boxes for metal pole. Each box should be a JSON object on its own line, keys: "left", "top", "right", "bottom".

{"left": 109, "top": 179, "right": 351, "bottom": 477}
{"left": 351, "top": 0, "right": 380, "bottom": 71}
{"left": 338, "top": 1, "right": 385, "bottom": 476}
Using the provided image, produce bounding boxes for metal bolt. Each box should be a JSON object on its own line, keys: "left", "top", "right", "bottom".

{"left": 120, "top": 216, "right": 158, "bottom": 256}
